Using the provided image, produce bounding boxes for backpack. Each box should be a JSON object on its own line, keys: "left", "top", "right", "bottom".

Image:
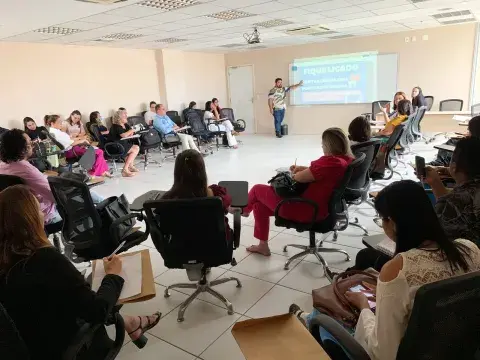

{"left": 141, "top": 128, "right": 161, "bottom": 147}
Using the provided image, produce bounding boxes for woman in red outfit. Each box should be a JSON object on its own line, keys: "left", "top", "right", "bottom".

{"left": 243, "top": 128, "right": 354, "bottom": 256}
{"left": 162, "top": 149, "right": 232, "bottom": 238}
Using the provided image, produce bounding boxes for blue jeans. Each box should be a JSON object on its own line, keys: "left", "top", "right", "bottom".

{"left": 273, "top": 108, "right": 285, "bottom": 133}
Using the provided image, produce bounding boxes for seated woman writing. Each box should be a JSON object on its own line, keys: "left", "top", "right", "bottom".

{"left": 239, "top": 128, "right": 354, "bottom": 256}
{"left": 162, "top": 149, "right": 232, "bottom": 237}
{"left": 48, "top": 115, "right": 112, "bottom": 178}
{"left": 291, "top": 180, "right": 480, "bottom": 360}
{"left": 0, "top": 185, "right": 161, "bottom": 359}
{"left": 204, "top": 101, "right": 238, "bottom": 149}
{"left": 374, "top": 99, "right": 412, "bottom": 137}
{"left": 0, "top": 129, "right": 104, "bottom": 225}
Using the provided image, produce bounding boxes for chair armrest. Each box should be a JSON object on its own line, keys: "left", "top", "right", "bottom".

{"left": 309, "top": 314, "right": 371, "bottom": 360}
{"left": 105, "top": 313, "right": 125, "bottom": 360}
{"left": 104, "top": 142, "right": 125, "bottom": 157}
{"left": 62, "top": 323, "right": 101, "bottom": 360}
{"left": 274, "top": 197, "right": 319, "bottom": 227}
{"left": 232, "top": 209, "right": 241, "bottom": 249}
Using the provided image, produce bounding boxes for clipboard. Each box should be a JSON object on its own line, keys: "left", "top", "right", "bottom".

{"left": 232, "top": 314, "right": 331, "bottom": 360}
{"left": 92, "top": 249, "right": 156, "bottom": 304}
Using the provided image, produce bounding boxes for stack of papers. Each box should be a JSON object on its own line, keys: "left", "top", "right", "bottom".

{"left": 92, "top": 252, "right": 142, "bottom": 300}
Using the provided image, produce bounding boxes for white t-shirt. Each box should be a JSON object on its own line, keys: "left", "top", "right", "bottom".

{"left": 49, "top": 127, "right": 74, "bottom": 150}
{"left": 144, "top": 111, "right": 156, "bottom": 125}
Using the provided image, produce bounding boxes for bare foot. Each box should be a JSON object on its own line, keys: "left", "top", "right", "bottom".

{"left": 247, "top": 244, "right": 271, "bottom": 256}
{"left": 232, "top": 145, "right": 238, "bottom": 149}
{"left": 102, "top": 171, "right": 113, "bottom": 178}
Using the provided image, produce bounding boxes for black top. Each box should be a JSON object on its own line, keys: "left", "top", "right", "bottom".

{"left": 26, "top": 126, "right": 48, "bottom": 140}
{"left": 109, "top": 123, "right": 131, "bottom": 142}
{"left": 0, "top": 247, "right": 124, "bottom": 360}
{"left": 412, "top": 95, "right": 427, "bottom": 109}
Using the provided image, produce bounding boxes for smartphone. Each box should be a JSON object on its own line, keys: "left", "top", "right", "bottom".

{"left": 349, "top": 284, "right": 376, "bottom": 310}
{"left": 415, "top": 156, "right": 426, "bottom": 178}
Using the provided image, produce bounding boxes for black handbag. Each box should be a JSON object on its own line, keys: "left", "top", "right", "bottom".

{"left": 97, "top": 194, "right": 136, "bottom": 243}
{"left": 59, "top": 171, "right": 89, "bottom": 183}
{"left": 268, "top": 172, "right": 308, "bottom": 198}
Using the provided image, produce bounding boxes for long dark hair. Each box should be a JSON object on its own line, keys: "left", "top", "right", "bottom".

{"left": 375, "top": 180, "right": 472, "bottom": 272}
{"left": 412, "top": 86, "right": 426, "bottom": 108}
{"left": 23, "top": 117, "right": 36, "bottom": 131}
{"left": 67, "top": 110, "right": 81, "bottom": 126}
{"left": 89, "top": 111, "right": 100, "bottom": 124}
{"left": 205, "top": 101, "right": 213, "bottom": 111}
{"left": 162, "top": 149, "right": 208, "bottom": 199}
{"left": 451, "top": 137, "right": 480, "bottom": 180}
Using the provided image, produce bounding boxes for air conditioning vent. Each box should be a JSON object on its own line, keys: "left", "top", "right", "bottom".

{"left": 75, "top": 0, "right": 127, "bottom": 4}
{"left": 286, "top": 25, "right": 331, "bottom": 36}
{"left": 329, "top": 34, "right": 354, "bottom": 40}
{"left": 441, "top": 18, "right": 476, "bottom": 25}
{"left": 432, "top": 10, "right": 472, "bottom": 19}
{"left": 219, "top": 43, "right": 244, "bottom": 48}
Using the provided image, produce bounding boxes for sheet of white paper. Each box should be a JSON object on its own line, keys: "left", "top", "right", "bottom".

{"left": 376, "top": 238, "right": 395, "bottom": 257}
{"left": 92, "top": 253, "right": 142, "bottom": 300}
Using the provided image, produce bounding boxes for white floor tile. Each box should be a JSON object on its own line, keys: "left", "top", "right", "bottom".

{"left": 268, "top": 231, "right": 330, "bottom": 257}
{"left": 200, "top": 317, "right": 249, "bottom": 360}
{"left": 278, "top": 260, "right": 331, "bottom": 294}
{"left": 231, "top": 252, "right": 300, "bottom": 283}
{"left": 194, "top": 271, "right": 274, "bottom": 314}
{"left": 303, "top": 242, "right": 358, "bottom": 270}
{"left": 117, "top": 335, "right": 196, "bottom": 360}
{"left": 154, "top": 267, "right": 227, "bottom": 295}
{"left": 219, "top": 245, "right": 252, "bottom": 270}
{"left": 245, "top": 285, "right": 313, "bottom": 318}
{"left": 149, "top": 299, "right": 241, "bottom": 356}
{"left": 240, "top": 223, "right": 280, "bottom": 246}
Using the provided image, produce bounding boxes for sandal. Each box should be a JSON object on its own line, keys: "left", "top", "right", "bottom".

{"left": 128, "top": 312, "right": 162, "bottom": 349}
{"left": 122, "top": 169, "right": 136, "bottom": 177}
{"left": 129, "top": 166, "right": 139, "bottom": 173}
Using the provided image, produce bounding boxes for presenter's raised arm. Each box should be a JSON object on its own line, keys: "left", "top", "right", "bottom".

{"left": 288, "top": 80, "right": 304, "bottom": 91}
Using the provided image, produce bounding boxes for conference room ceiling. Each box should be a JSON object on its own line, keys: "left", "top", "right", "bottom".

{"left": 0, "top": 0, "right": 479, "bottom": 52}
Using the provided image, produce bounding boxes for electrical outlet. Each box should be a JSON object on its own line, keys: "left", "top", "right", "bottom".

{"left": 405, "top": 36, "right": 410, "bottom": 43}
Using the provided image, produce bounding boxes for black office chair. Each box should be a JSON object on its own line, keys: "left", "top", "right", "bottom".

{"left": 90, "top": 124, "right": 125, "bottom": 173}
{"left": 371, "top": 124, "right": 405, "bottom": 181}
{"left": 309, "top": 271, "right": 480, "bottom": 360}
{"left": 138, "top": 128, "right": 163, "bottom": 170}
{"left": 439, "top": 99, "right": 463, "bottom": 111}
{"left": 411, "top": 106, "right": 427, "bottom": 142}
{"left": 47, "top": 176, "right": 148, "bottom": 263}
{"left": 276, "top": 155, "right": 365, "bottom": 281}
{"left": 184, "top": 109, "right": 217, "bottom": 153}
{"left": 424, "top": 95, "right": 434, "bottom": 111}
{"left": 0, "top": 301, "right": 125, "bottom": 360}
{"left": 166, "top": 110, "right": 178, "bottom": 118}
{"left": 343, "top": 141, "right": 381, "bottom": 236}
{"left": 220, "top": 108, "right": 247, "bottom": 133}
{"left": 127, "top": 115, "right": 147, "bottom": 128}
{"left": 0, "top": 174, "right": 64, "bottom": 251}
{"left": 144, "top": 197, "right": 242, "bottom": 322}
{"left": 362, "top": 100, "right": 390, "bottom": 121}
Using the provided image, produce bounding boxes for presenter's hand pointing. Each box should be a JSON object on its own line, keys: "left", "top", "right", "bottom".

{"left": 299, "top": 80, "right": 304, "bottom": 86}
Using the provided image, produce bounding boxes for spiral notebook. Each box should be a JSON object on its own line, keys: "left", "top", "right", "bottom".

{"left": 375, "top": 238, "right": 396, "bottom": 257}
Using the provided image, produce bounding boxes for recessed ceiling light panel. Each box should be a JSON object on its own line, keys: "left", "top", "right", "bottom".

{"left": 432, "top": 10, "right": 471, "bottom": 19}
{"left": 137, "top": 0, "right": 201, "bottom": 10}
{"left": 154, "top": 37, "right": 187, "bottom": 43}
{"left": 206, "top": 10, "right": 254, "bottom": 21}
{"left": 254, "top": 19, "right": 294, "bottom": 28}
{"left": 34, "top": 27, "right": 83, "bottom": 35}
{"left": 102, "top": 33, "right": 146, "bottom": 40}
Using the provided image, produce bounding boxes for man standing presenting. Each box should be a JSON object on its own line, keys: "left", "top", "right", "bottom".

{"left": 268, "top": 78, "right": 303, "bottom": 138}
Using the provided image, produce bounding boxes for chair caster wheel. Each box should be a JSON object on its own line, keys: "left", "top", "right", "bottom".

{"left": 284, "top": 265, "right": 290, "bottom": 270}
{"left": 228, "top": 310, "right": 234, "bottom": 315}
{"left": 164, "top": 290, "right": 171, "bottom": 298}
{"left": 177, "top": 317, "right": 184, "bottom": 322}
{"left": 346, "top": 256, "right": 351, "bottom": 262}
{"left": 283, "top": 246, "right": 288, "bottom": 252}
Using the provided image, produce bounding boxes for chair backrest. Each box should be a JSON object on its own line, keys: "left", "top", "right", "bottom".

{"left": 127, "top": 116, "right": 147, "bottom": 128}
{"left": 385, "top": 124, "right": 405, "bottom": 156}
{"left": 396, "top": 271, "right": 480, "bottom": 360}
{"left": 424, "top": 95, "right": 434, "bottom": 111}
{"left": 439, "top": 99, "right": 463, "bottom": 111}
{"left": 166, "top": 110, "right": 178, "bottom": 118}
{"left": 89, "top": 124, "right": 104, "bottom": 146}
{"left": 325, "top": 154, "right": 365, "bottom": 227}
{"left": 0, "top": 174, "right": 24, "bottom": 191}
{"left": 399, "top": 113, "right": 415, "bottom": 148}
{"left": 349, "top": 140, "right": 381, "bottom": 190}
{"left": 144, "top": 197, "right": 233, "bottom": 269}
{"left": 220, "top": 108, "right": 235, "bottom": 122}
{"left": 78, "top": 146, "right": 96, "bottom": 171}
{"left": 411, "top": 106, "right": 427, "bottom": 135}
{"left": 0, "top": 302, "right": 29, "bottom": 359}
{"left": 372, "top": 100, "right": 390, "bottom": 116}
{"left": 184, "top": 109, "right": 208, "bottom": 133}
{"left": 47, "top": 176, "right": 102, "bottom": 252}
{"left": 42, "top": 130, "right": 65, "bottom": 151}
{"left": 471, "top": 103, "right": 480, "bottom": 116}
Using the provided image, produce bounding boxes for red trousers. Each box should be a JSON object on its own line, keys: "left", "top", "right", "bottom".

{"left": 243, "top": 184, "right": 283, "bottom": 242}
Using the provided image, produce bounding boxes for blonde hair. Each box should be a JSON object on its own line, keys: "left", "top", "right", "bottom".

{"left": 322, "top": 127, "right": 353, "bottom": 157}
{"left": 112, "top": 110, "right": 126, "bottom": 125}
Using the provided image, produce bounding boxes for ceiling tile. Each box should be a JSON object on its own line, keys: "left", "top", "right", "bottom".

{"left": 176, "top": 16, "right": 223, "bottom": 26}
{"left": 346, "top": 0, "right": 382, "bottom": 4}
{"left": 239, "top": 1, "right": 291, "bottom": 15}
{"left": 360, "top": 0, "right": 412, "bottom": 10}
{"left": 208, "top": 0, "right": 271, "bottom": 8}
{"left": 301, "top": 0, "right": 352, "bottom": 12}
{"left": 176, "top": 3, "right": 229, "bottom": 16}
{"left": 321, "top": 5, "right": 366, "bottom": 18}
{"left": 265, "top": 8, "right": 311, "bottom": 19}
{"left": 277, "top": 0, "right": 320, "bottom": 6}
{"left": 1, "top": 32, "right": 60, "bottom": 42}
{"left": 142, "top": 11, "right": 195, "bottom": 22}
{"left": 150, "top": 22, "right": 191, "bottom": 31}
{"left": 103, "top": 4, "right": 165, "bottom": 18}
{"left": 79, "top": 14, "right": 133, "bottom": 25}
{"left": 335, "top": 11, "right": 376, "bottom": 21}
{"left": 372, "top": 3, "right": 417, "bottom": 15}
{"left": 121, "top": 18, "right": 164, "bottom": 29}
{"left": 55, "top": 21, "right": 104, "bottom": 31}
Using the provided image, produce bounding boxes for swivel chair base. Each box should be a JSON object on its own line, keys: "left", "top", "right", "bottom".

{"left": 164, "top": 273, "right": 242, "bottom": 322}
{"left": 283, "top": 232, "right": 350, "bottom": 283}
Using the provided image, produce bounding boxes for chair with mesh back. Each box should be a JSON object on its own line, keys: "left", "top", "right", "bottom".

{"left": 309, "top": 271, "right": 480, "bottom": 360}
{"left": 424, "top": 95, "right": 434, "bottom": 111}
{"left": 184, "top": 109, "right": 217, "bottom": 153}
{"left": 90, "top": 124, "right": 125, "bottom": 173}
{"left": 371, "top": 124, "right": 405, "bottom": 181}
{"left": 47, "top": 176, "right": 148, "bottom": 263}
{"left": 220, "top": 108, "right": 246, "bottom": 133}
{"left": 471, "top": 103, "right": 480, "bottom": 116}
{"left": 439, "top": 99, "right": 464, "bottom": 111}
{"left": 362, "top": 100, "right": 390, "bottom": 121}
{"left": 127, "top": 116, "right": 147, "bottom": 128}
{"left": 411, "top": 106, "right": 427, "bottom": 142}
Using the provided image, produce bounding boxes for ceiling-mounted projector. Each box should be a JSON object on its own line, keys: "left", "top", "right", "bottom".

{"left": 244, "top": 27, "right": 261, "bottom": 44}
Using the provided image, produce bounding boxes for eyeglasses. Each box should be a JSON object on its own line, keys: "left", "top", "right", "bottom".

{"left": 373, "top": 217, "right": 383, "bottom": 228}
